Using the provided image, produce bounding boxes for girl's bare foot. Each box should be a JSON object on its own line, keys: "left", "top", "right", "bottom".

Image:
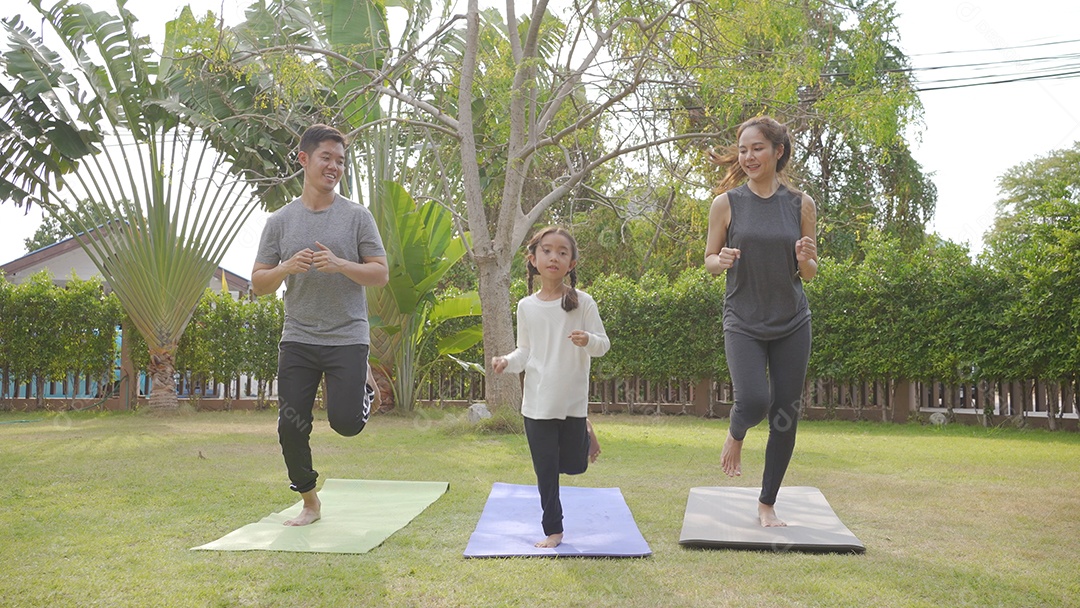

{"left": 284, "top": 490, "right": 321, "bottom": 526}
{"left": 720, "top": 431, "right": 742, "bottom": 477}
{"left": 587, "top": 419, "right": 601, "bottom": 463}
{"left": 535, "top": 533, "right": 563, "bottom": 548}
{"left": 758, "top": 502, "right": 786, "bottom": 527}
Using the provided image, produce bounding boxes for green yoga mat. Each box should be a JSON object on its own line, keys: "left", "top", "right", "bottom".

{"left": 192, "top": 479, "right": 448, "bottom": 554}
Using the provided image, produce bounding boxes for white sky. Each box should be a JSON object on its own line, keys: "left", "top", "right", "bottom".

{"left": 2, "top": 0, "right": 1079, "bottom": 274}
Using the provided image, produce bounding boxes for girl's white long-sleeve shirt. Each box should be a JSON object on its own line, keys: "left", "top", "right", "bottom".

{"left": 501, "top": 290, "right": 610, "bottom": 420}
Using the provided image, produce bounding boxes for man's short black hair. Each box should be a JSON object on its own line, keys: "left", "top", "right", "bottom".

{"left": 299, "top": 124, "right": 347, "bottom": 155}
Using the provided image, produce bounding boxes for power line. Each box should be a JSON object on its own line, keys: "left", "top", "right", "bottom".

{"left": 916, "top": 68, "right": 1080, "bottom": 92}
{"left": 904, "top": 37, "right": 1080, "bottom": 58}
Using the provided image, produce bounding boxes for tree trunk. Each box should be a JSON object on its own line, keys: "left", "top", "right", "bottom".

{"left": 119, "top": 324, "right": 137, "bottom": 410}
{"left": 147, "top": 345, "right": 179, "bottom": 411}
{"left": 476, "top": 254, "right": 521, "bottom": 410}
{"left": 35, "top": 375, "right": 46, "bottom": 409}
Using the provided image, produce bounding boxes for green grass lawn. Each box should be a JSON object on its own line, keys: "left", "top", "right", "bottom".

{"left": 1, "top": 408, "right": 1077, "bottom": 607}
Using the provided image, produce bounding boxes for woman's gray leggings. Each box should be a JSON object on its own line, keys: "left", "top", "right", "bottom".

{"left": 724, "top": 321, "right": 811, "bottom": 506}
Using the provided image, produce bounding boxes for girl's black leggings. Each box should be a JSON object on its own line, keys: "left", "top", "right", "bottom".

{"left": 523, "top": 416, "right": 590, "bottom": 536}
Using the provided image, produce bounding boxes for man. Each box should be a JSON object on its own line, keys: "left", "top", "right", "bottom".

{"left": 252, "top": 124, "right": 388, "bottom": 526}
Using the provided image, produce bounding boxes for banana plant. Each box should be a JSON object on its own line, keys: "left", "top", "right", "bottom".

{"left": 370, "top": 180, "right": 481, "bottom": 411}
{"left": 0, "top": 0, "right": 261, "bottom": 410}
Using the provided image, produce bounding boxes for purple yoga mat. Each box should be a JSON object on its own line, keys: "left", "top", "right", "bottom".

{"left": 463, "top": 482, "right": 652, "bottom": 558}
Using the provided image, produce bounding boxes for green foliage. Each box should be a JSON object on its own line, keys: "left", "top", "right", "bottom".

{"left": 23, "top": 214, "right": 68, "bottom": 253}
{"left": 123, "top": 290, "right": 284, "bottom": 402}
{"left": 0, "top": 271, "right": 119, "bottom": 403}
{"left": 173, "top": 288, "right": 247, "bottom": 397}
{"left": 984, "top": 142, "right": 1080, "bottom": 381}
{"left": 245, "top": 295, "right": 285, "bottom": 403}
{"left": 0, "top": 2, "right": 263, "bottom": 409}
{"left": 59, "top": 273, "right": 123, "bottom": 390}
{"left": 662, "top": 0, "right": 931, "bottom": 262}
{"left": 589, "top": 267, "right": 724, "bottom": 382}
{"left": 4, "top": 272, "right": 68, "bottom": 391}
{"left": 370, "top": 181, "right": 481, "bottom": 410}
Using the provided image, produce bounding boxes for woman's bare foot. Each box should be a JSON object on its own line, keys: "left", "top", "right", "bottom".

{"left": 587, "top": 419, "right": 601, "bottom": 463}
{"left": 720, "top": 431, "right": 742, "bottom": 477}
{"left": 758, "top": 502, "right": 786, "bottom": 527}
{"left": 535, "top": 533, "right": 563, "bottom": 548}
{"left": 284, "top": 490, "right": 321, "bottom": 526}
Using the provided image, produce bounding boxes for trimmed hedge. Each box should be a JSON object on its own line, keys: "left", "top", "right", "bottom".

{"left": 0, "top": 271, "right": 121, "bottom": 403}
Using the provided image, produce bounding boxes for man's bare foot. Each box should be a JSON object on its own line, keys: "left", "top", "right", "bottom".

{"left": 587, "top": 419, "right": 601, "bottom": 463}
{"left": 284, "top": 490, "right": 321, "bottom": 526}
{"left": 720, "top": 431, "right": 742, "bottom": 477}
{"left": 758, "top": 502, "right": 786, "bottom": 527}
{"left": 535, "top": 533, "right": 563, "bottom": 548}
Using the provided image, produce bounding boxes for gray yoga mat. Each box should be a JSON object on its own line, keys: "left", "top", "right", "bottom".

{"left": 679, "top": 486, "right": 865, "bottom": 553}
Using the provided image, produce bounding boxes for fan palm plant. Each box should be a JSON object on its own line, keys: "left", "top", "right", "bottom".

{"left": 0, "top": 1, "right": 261, "bottom": 410}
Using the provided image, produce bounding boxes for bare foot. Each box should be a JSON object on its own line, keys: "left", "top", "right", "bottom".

{"left": 587, "top": 419, "right": 601, "bottom": 463}
{"left": 535, "top": 533, "right": 563, "bottom": 548}
{"left": 758, "top": 502, "right": 786, "bottom": 527}
{"left": 283, "top": 490, "right": 321, "bottom": 526}
{"left": 720, "top": 431, "right": 742, "bottom": 477}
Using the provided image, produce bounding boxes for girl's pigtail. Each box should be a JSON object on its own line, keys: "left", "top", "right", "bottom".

{"left": 526, "top": 254, "right": 537, "bottom": 294}
{"left": 562, "top": 268, "right": 579, "bottom": 312}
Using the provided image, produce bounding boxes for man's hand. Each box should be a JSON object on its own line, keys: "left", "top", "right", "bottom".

{"left": 313, "top": 241, "right": 345, "bottom": 273}
{"left": 283, "top": 248, "right": 314, "bottom": 275}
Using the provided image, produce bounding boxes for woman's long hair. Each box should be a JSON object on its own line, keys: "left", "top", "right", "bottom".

{"left": 525, "top": 226, "right": 579, "bottom": 312}
{"left": 711, "top": 116, "right": 794, "bottom": 194}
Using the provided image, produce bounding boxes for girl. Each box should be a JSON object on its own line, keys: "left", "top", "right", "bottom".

{"left": 492, "top": 226, "right": 609, "bottom": 548}
{"left": 704, "top": 116, "right": 818, "bottom": 527}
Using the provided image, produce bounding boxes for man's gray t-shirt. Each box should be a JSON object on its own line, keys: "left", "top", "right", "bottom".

{"left": 255, "top": 195, "right": 386, "bottom": 346}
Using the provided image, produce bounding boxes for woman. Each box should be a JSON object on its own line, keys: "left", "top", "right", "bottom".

{"left": 704, "top": 116, "right": 818, "bottom": 527}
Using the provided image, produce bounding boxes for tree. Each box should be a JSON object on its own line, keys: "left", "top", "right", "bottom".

{"left": 5, "top": 271, "right": 66, "bottom": 407}
{"left": 23, "top": 213, "right": 68, "bottom": 253}
{"left": 244, "top": 293, "right": 283, "bottom": 408}
{"left": 663, "top": 0, "right": 933, "bottom": 261}
{"left": 0, "top": 1, "right": 262, "bottom": 410}
{"left": 984, "top": 142, "right": 1080, "bottom": 383}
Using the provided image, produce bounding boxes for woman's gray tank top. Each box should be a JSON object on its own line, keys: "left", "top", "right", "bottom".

{"left": 722, "top": 183, "right": 811, "bottom": 340}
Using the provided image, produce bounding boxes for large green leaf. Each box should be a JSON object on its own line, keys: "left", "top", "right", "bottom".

{"left": 436, "top": 326, "right": 483, "bottom": 356}
{"left": 428, "top": 292, "right": 481, "bottom": 323}
{"left": 323, "top": 0, "right": 387, "bottom": 127}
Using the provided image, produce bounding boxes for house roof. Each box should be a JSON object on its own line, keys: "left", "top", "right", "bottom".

{"left": 1, "top": 226, "right": 250, "bottom": 294}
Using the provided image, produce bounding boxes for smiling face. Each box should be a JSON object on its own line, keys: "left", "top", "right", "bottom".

{"left": 299, "top": 139, "right": 346, "bottom": 194}
{"left": 737, "top": 125, "right": 783, "bottom": 181}
{"left": 530, "top": 231, "right": 577, "bottom": 282}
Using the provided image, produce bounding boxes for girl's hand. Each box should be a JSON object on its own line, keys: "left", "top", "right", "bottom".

{"left": 795, "top": 237, "right": 816, "bottom": 263}
{"left": 715, "top": 247, "right": 741, "bottom": 270}
{"left": 491, "top": 356, "right": 508, "bottom": 374}
{"left": 569, "top": 330, "right": 590, "bottom": 347}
